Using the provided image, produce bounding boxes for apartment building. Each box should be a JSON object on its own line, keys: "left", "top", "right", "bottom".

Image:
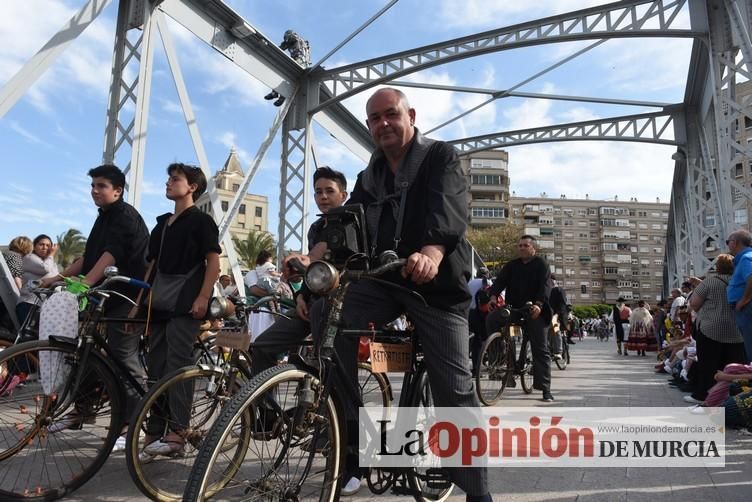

{"left": 509, "top": 195, "right": 670, "bottom": 306}
{"left": 459, "top": 150, "right": 511, "bottom": 226}
{"left": 195, "top": 148, "right": 269, "bottom": 271}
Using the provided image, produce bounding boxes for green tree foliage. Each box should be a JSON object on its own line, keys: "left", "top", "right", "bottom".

{"left": 572, "top": 304, "right": 613, "bottom": 319}
{"left": 55, "top": 229, "right": 86, "bottom": 269}
{"left": 466, "top": 222, "right": 524, "bottom": 272}
{"left": 232, "top": 229, "right": 276, "bottom": 269}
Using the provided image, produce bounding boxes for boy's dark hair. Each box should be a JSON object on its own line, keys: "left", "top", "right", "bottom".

{"left": 167, "top": 163, "right": 207, "bottom": 202}
{"left": 256, "top": 250, "right": 272, "bottom": 266}
{"left": 313, "top": 166, "right": 347, "bottom": 192}
{"left": 88, "top": 164, "right": 126, "bottom": 190}
{"left": 520, "top": 234, "right": 537, "bottom": 242}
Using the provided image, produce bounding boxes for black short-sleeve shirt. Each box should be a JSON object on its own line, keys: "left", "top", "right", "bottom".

{"left": 148, "top": 206, "right": 221, "bottom": 314}
{"left": 81, "top": 198, "right": 149, "bottom": 305}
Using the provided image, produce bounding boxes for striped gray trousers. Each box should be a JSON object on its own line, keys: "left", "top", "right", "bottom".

{"left": 332, "top": 279, "right": 487, "bottom": 496}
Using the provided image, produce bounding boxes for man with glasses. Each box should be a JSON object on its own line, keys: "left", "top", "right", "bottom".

{"left": 726, "top": 229, "right": 752, "bottom": 361}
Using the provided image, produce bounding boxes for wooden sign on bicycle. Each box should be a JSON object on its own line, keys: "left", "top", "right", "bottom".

{"left": 369, "top": 341, "right": 412, "bottom": 373}
{"left": 216, "top": 327, "right": 251, "bottom": 350}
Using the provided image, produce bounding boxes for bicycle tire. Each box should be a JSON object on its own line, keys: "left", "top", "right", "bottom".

{"left": 0, "top": 340, "right": 122, "bottom": 501}
{"left": 519, "top": 338, "right": 534, "bottom": 394}
{"left": 125, "top": 364, "right": 251, "bottom": 501}
{"left": 555, "top": 335, "right": 569, "bottom": 370}
{"left": 475, "top": 332, "right": 510, "bottom": 406}
{"left": 357, "top": 362, "right": 392, "bottom": 408}
{"left": 406, "top": 369, "right": 454, "bottom": 502}
{"left": 183, "top": 364, "right": 342, "bottom": 502}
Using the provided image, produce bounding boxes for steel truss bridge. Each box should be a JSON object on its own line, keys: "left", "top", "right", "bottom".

{"left": 2, "top": 0, "right": 751, "bottom": 299}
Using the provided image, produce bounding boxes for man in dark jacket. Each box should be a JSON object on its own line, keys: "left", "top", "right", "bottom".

{"left": 486, "top": 235, "right": 553, "bottom": 402}
{"left": 324, "top": 88, "right": 489, "bottom": 500}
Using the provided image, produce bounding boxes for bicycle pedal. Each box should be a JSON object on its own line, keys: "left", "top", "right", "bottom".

{"left": 424, "top": 468, "right": 451, "bottom": 490}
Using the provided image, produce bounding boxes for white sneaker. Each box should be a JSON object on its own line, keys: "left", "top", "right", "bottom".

{"left": 111, "top": 434, "right": 127, "bottom": 453}
{"left": 553, "top": 354, "right": 563, "bottom": 361}
{"left": 689, "top": 405, "right": 706, "bottom": 415}
{"left": 341, "top": 477, "right": 361, "bottom": 496}
{"left": 144, "top": 439, "right": 185, "bottom": 457}
{"left": 683, "top": 395, "right": 702, "bottom": 405}
{"left": 138, "top": 450, "right": 156, "bottom": 464}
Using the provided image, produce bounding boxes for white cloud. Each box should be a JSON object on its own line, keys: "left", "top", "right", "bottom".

{"left": 217, "top": 131, "right": 253, "bottom": 167}
{"left": 160, "top": 98, "right": 186, "bottom": 114}
{"left": 0, "top": 1, "right": 115, "bottom": 114}
{"left": 435, "top": 0, "right": 609, "bottom": 30}
{"left": 8, "top": 121, "right": 46, "bottom": 145}
{"left": 509, "top": 140, "right": 674, "bottom": 203}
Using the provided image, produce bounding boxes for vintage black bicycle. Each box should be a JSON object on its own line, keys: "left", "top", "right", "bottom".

{"left": 183, "top": 255, "right": 452, "bottom": 502}
{"left": 475, "top": 304, "right": 535, "bottom": 405}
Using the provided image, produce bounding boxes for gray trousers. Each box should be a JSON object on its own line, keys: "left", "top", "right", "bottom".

{"left": 334, "top": 281, "right": 487, "bottom": 496}
{"left": 106, "top": 302, "right": 147, "bottom": 422}
{"left": 146, "top": 316, "right": 201, "bottom": 434}
{"left": 252, "top": 283, "right": 487, "bottom": 495}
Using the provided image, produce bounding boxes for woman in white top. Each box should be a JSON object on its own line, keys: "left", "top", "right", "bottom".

{"left": 16, "top": 234, "right": 59, "bottom": 328}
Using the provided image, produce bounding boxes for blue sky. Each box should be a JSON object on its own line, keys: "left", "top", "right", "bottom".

{"left": 0, "top": 0, "right": 692, "bottom": 246}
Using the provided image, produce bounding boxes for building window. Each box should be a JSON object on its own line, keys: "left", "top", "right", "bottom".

{"left": 232, "top": 184, "right": 240, "bottom": 192}
{"left": 735, "top": 209, "right": 749, "bottom": 225}
{"left": 255, "top": 207, "right": 263, "bottom": 217}
{"left": 471, "top": 158, "right": 507, "bottom": 170}
{"left": 254, "top": 224, "right": 261, "bottom": 230}
{"left": 239, "top": 204, "right": 246, "bottom": 214}
{"left": 221, "top": 201, "right": 228, "bottom": 212}
{"left": 471, "top": 207, "right": 505, "bottom": 218}
{"left": 471, "top": 174, "right": 503, "bottom": 185}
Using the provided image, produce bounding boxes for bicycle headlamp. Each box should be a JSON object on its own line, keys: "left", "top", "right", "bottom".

{"left": 305, "top": 261, "right": 340, "bottom": 295}
{"left": 208, "top": 296, "right": 235, "bottom": 319}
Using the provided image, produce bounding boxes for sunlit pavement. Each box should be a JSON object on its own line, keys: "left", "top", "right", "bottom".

{"left": 65, "top": 336, "right": 752, "bottom": 501}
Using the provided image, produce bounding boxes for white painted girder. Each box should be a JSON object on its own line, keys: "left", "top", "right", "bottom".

{"left": 450, "top": 110, "right": 681, "bottom": 154}
{"left": 315, "top": 0, "right": 700, "bottom": 110}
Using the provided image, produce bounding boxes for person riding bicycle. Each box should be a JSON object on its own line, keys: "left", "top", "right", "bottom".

{"left": 302, "top": 88, "right": 491, "bottom": 501}
{"left": 486, "top": 234, "right": 554, "bottom": 402}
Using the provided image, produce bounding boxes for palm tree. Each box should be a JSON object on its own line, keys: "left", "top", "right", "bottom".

{"left": 56, "top": 229, "right": 87, "bottom": 269}
{"left": 232, "top": 229, "right": 276, "bottom": 269}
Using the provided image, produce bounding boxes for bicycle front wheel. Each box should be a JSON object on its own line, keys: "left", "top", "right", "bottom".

{"left": 184, "top": 364, "right": 342, "bottom": 502}
{"left": 0, "top": 340, "right": 122, "bottom": 501}
{"left": 519, "top": 338, "right": 534, "bottom": 394}
{"left": 125, "top": 364, "right": 251, "bottom": 501}
{"left": 406, "top": 369, "right": 454, "bottom": 502}
{"left": 358, "top": 362, "right": 392, "bottom": 408}
{"left": 475, "top": 332, "right": 510, "bottom": 406}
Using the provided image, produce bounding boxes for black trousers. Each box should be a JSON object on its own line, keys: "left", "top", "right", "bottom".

{"left": 485, "top": 308, "right": 551, "bottom": 393}
{"left": 692, "top": 327, "right": 747, "bottom": 401}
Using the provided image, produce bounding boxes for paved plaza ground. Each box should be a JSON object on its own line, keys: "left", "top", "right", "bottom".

{"left": 68, "top": 336, "right": 752, "bottom": 501}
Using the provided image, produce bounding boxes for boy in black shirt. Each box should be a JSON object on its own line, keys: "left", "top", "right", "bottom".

{"left": 139, "top": 163, "right": 221, "bottom": 458}
{"left": 46, "top": 165, "right": 149, "bottom": 449}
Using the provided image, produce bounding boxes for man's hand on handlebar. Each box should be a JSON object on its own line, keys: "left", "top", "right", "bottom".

{"left": 530, "top": 303, "right": 542, "bottom": 320}
{"left": 402, "top": 245, "right": 444, "bottom": 285}
{"left": 283, "top": 254, "right": 310, "bottom": 280}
